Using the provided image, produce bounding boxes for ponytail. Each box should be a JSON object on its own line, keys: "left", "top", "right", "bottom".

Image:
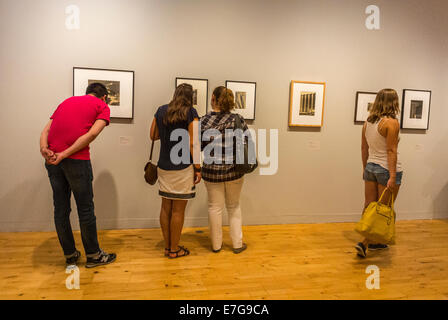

{"left": 213, "top": 86, "right": 235, "bottom": 112}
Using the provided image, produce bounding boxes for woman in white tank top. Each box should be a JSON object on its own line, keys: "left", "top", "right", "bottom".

{"left": 355, "top": 89, "right": 403, "bottom": 258}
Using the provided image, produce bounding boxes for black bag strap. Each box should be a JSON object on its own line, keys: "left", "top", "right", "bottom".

{"left": 233, "top": 114, "right": 245, "bottom": 162}
{"left": 234, "top": 113, "right": 243, "bottom": 130}
{"left": 149, "top": 139, "right": 155, "bottom": 162}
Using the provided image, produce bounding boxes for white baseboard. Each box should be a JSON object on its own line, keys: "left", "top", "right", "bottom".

{"left": 0, "top": 211, "right": 446, "bottom": 233}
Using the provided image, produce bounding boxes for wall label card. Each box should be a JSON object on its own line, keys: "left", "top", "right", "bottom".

{"left": 307, "top": 140, "right": 321, "bottom": 151}
{"left": 119, "top": 136, "right": 134, "bottom": 146}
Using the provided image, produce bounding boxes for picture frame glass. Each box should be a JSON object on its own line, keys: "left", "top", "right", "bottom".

{"left": 355, "top": 92, "right": 377, "bottom": 123}
{"left": 402, "top": 90, "right": 431, "bottom": 130}
{"left": 73, "top": 68, "right": 134, "bottom": 119}
{"left": 176, "top": 78, "right": 208, "bottom": 117}
{"left": 289, "top": 81, "right": 325, "bottom": 127}
{"left": 226, "top": 81, "right": 256, "bottom": 120}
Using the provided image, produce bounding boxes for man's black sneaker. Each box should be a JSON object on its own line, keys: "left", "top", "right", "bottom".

{"left": 66, "top": 250, "right": 81, "bottom": 265}
{"left": 368, "top": 244, "right": 389, "bottom": 251}
{"left": 85, "top": 250, "right": 116, "bottom": 268}
{"left": 355, "top": 242, "right": 367, "bottom": 258}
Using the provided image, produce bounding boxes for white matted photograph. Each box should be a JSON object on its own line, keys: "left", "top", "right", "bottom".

{"left": 175, "top": 77, "right": 208, "bottom": 117}
{"left": 226, "top": 80, "right": 257, "bottom": 120}
{"left": 289, "top": 81, "right": 326, "bottom": 127}
{"left": 354, "top": 91, "right": 377, "bottom": 123}
{"left": 401, "top": 89, "right": 431, "bottom": 130}
{"left": 73, "top": 67, "right": 135, "bottom": 119}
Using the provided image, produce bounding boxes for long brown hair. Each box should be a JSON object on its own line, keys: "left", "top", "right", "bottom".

{"left": 164, "top": 83, "right": 194, "bottom": 125}
{"left": 213, "top": 86, "right": 235, "bottom": 112}
{"left": 367, "top": 88, "right": 400, "bottom": 123}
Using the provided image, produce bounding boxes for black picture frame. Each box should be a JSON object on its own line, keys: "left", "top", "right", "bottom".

{"left": 73, "top": 67, "right": 135, "bottom": 120}
{"left": 354, "top": 91, "right": 377, "bottom": 124}
{"left": 401, "top": 89, "right": 432, "bottom": 130}
{"left": 225, "top": 80, "right": 257, "bottom": 120}
{"left": 175, "top": 77, "right": 209, "bottom": 116}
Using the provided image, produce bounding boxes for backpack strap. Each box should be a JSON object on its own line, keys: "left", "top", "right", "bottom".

{"left": 234, "top": 113, "right": 243, "bottom": 130}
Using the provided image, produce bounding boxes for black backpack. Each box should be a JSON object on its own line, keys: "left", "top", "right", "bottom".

{"left": 233, "top": 114, "right": 258, "bottom": 174}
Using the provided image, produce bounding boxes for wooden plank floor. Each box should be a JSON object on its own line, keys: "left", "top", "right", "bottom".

{"left": 0, "top": 220, "right": 447, "bottom": 300}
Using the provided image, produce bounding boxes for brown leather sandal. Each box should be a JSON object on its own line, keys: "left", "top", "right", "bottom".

{"left": 169, "top": 246, "right": 190, "bottom": 259}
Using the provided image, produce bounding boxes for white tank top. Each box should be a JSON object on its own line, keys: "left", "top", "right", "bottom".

{"left": 365, "top": 119, "right": 402, "bottom": 172}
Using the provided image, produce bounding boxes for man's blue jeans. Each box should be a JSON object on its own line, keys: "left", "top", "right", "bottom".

{"left": 45, "top": 159, "right": 100, "bottom": 256}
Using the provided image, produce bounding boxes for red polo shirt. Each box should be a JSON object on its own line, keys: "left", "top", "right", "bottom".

{"left": 48, "top": 95, "right": 110, "bottom": 160}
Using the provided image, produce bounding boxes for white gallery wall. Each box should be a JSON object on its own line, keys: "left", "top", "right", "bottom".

{"left": 0, "top": 0, "right": 447, "bottom": 232}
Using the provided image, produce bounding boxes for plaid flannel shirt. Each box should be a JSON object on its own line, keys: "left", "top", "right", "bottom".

{"left": 200, "top": 111, "right": 249, "bottom": 183}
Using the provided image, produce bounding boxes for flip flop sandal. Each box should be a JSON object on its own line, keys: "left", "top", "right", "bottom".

{"left": 169, "top": 246, "right": 190, "bottom": 259}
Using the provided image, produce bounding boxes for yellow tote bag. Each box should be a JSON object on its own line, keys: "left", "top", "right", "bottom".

{"left": 355, "top": 188, "right": 396, "bottom": 244}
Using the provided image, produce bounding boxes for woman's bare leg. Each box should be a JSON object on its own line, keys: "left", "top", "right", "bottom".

{"left": 169, "top": 199, "right": 188, "bottom": 254}
{"left": 160, "top": 198, "right": 173, "bottom": 252}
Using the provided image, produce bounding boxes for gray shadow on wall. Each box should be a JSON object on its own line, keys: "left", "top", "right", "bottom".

{"left": 0, "top": 176, "right": 53, "bottom": 232}
{"left": 93, "top": 171, "right": 119, "bottom": 230}
{"left": 400, "top": 129, "right": 427, "bottom": 135}
{"left": 287, "top": 126, "right": 321, "bottom": 133}
{"left": 422, "top": 132, "right": 448, "bottom": 219}
{"left": 110, "top": 118, "right": 134, "bottom": 125}
{"left": 433, "top": 184, "right": 448, "bottom": 219}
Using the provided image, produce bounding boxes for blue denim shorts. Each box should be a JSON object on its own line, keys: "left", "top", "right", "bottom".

{"left": 363, "top": 163, "right": 403, "bottom": 186}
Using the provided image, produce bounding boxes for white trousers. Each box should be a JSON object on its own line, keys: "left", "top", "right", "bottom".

{"left": 204, "top": 177, "right": 244, "bottom": 250}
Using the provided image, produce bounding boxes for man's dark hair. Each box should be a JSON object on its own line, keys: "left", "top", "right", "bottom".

{"left": 86, "top": 83, "right": 108, "bottom": 99}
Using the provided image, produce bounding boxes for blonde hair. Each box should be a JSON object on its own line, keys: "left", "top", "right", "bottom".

{"left": 213, "top": 86, "right": 235, "bottom": 112}
{"left": 367, "top": 88, "right": 400, "bottom": 123}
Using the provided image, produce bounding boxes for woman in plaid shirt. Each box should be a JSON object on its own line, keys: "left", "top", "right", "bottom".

{"left": 200, "top": 86, "right": 249, "bottom": 254}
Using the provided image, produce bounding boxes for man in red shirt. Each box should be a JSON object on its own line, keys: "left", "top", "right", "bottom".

{"left": 40, "top": 83, "right": 116, "bottom": 268}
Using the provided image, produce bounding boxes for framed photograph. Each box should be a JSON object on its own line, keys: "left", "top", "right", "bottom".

{"left": 175, "top": 77, "right": 208, "bottom": 117}
{"left": 226, "top": 80, "right": 256, "bottom": 120}
{"left": 73, "top": 67, "right": 135, "bottom": 119}
{"left": 355, "top": 91, "right": 377, "bottom": 123}
{"left": 289, "top": 81, "right": 326, "bottom": 127}
{"left": 401, "top": 89, "right": 431, "bottom": 130}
